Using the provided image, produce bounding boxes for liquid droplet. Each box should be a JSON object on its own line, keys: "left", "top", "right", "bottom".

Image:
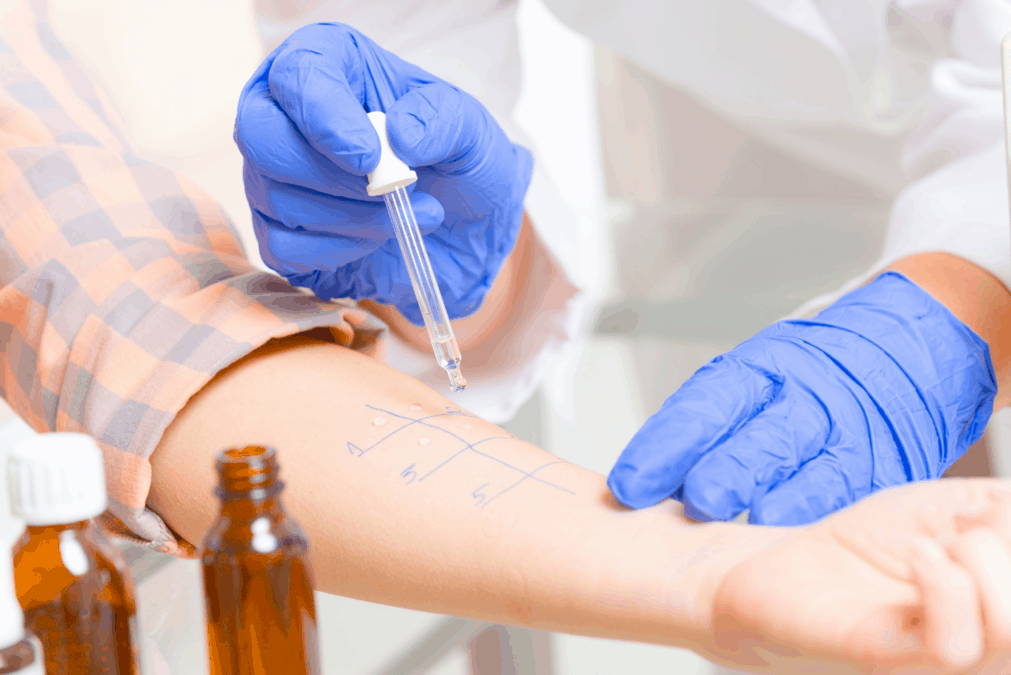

{"left": 461, "top": 424, "right": 472, "bottom": 431}
{"left": 373, "top": 417, "right": 387, "bottom": 427}
{"left": 410, "top": 404, "right": 422, "bottom": 412}
{"left": 418, "top": 437, "right": 432, "bottom": 447}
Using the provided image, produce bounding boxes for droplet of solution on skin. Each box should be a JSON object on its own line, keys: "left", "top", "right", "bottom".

{"left": 373, "top": 417, "right": 387, "bottom": 427}
{"left": 461, "top": 424, "right": 472, "bottom": 431}
{"left": 410, "top": 404, "right": 422, "bottom": 412}
{"left": 418, "top": 437, "right": 432, "bottom": 447}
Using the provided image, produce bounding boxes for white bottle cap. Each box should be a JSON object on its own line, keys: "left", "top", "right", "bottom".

{"left": 8, "top": 433, "right": 107, "bottom": 526}
{"left": 0, "top": 410, "right": 33, "bottom": 544}
{"left": 366, "top": 111, "right": 418, "bottom": 197}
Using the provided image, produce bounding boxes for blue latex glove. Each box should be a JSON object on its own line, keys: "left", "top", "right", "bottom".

{"left": 608, "top": 272, "right": 997, "bottom": 525}
{"left": 234, "top": 23, "right": 533, "bottom": 325}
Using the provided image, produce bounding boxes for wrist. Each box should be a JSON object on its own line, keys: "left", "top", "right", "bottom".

{"left": 691, "top": 522, "right": 794, "bottom": 620}
{"left": 548, "top": 504, "right": 788, "bottom": 653}
{"left": 803, "top": 271, "right": 996, "bottom": 475}
{"left": 883, "top": 252, "right": 1011, "bottom": 408}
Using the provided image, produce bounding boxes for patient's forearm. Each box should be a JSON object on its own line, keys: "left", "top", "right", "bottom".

{"left": 149, "top": 334, "right": 780, "bottom": 650}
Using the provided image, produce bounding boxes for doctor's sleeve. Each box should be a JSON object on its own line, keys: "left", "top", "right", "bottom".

{"left": 0, "top": 0, "right": 386, "bottom": 555}
{"left": 794, "top": 4, "right": 1011, "bottom": 316}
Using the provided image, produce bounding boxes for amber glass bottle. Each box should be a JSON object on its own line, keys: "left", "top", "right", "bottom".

{"left": 201, "top": 446, "right": 320, "bottom": 675}
{"left": 1, "top": 530, "right": 44, "bottom": 675}
{"left": 0, "top": 404, "right": 45, "bottom": 675}
{"left": 8, "top": 433, "right": 140, "bottom": 675}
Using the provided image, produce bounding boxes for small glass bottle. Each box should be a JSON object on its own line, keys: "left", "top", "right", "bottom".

{"left": 8, "top": 433, "right": 140, "bottom": 675}
{"left": 201, "top": 446, "right": 320, "bottom": 675}
{"left": 0, "top": 497, "right": 43, "bottom": 675}
{"left": 0, "top": 400, "right": 44, "bottom": 674}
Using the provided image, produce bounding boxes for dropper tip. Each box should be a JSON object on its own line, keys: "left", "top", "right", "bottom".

{"left": 447, "top": 369, "right": 467, "bottom": 392}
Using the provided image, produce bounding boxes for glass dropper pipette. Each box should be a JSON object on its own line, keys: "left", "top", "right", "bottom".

{"left": 366, "top": 111, "right": 466, "bottom": 392}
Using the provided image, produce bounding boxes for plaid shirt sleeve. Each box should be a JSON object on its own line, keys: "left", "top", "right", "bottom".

{"left": 0, "top": 0, "right": 387, "bottom": 556}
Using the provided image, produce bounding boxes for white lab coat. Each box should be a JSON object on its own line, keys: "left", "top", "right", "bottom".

{"left": 48, "top": 0, "right": 1011, "bottom": 421}
{"left": 545, "top": 0, "right": 1011, "bottom": 317}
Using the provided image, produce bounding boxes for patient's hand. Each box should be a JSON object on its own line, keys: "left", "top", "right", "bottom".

{"left": 710, "top": 479, "right": 1011, "bottom": 673}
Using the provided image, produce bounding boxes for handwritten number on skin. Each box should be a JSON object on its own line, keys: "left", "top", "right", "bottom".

{"left": 472, "top": 483, "right": 489, "bottom": 506}
{"left": 401, "top": 464, "right": 418, "bottom": 485}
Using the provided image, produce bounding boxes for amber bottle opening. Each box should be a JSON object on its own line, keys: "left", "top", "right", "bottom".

{"left": 214, "top": 446, "right": 284, "bottom": 500}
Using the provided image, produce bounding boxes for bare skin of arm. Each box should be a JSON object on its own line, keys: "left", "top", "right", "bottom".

{"left": 149, "top": 333, "right": 780, "bottom": 650}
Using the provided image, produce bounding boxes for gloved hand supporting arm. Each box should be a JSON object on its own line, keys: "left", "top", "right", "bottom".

{"left": 608, "top": 252, "right": 1009, "bottom": 526}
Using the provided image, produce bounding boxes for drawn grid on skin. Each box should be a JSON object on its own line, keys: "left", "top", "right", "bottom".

{"left": 480, "top": 460, "right": 569, "bottom": 509}
{"left": 352, "top": 406, "right": 473, "bottom": 457}
{"left": 358, "top": 405, "right": 574, "bottom": 495}
{"left": 419, "top": 437, "right": 514, "bottom": 482}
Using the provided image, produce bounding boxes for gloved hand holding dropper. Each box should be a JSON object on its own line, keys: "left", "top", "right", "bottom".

{"left": 235, "top": 22, "right": 533, "bottom": 327}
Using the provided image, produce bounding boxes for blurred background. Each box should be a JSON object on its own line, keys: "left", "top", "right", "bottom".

{"left": 46, "top": 0, "right": 1010, "bottom": 672}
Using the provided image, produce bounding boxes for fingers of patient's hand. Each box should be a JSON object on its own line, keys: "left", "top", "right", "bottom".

{"left": 976, "top": 502, "right": 1011, "bottom": 545}
{"left": 910, "top": 536, "right": 984, "bottom": 670}
{"left": 947, "top": 527, "right": 1011, "bottom": 648}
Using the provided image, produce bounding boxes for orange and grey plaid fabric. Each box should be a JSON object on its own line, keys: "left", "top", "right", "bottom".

{"left": 0, "top": 0, "right": 386, "bottom": 555}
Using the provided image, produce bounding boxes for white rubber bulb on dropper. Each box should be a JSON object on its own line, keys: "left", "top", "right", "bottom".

{"left": 366, "top": 111, "right": 418, "bottom": 197}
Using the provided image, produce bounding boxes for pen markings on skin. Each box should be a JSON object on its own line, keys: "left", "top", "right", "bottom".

{"left": 418, "top": 437, "right": 513, "bottom": 481}
{"left": 480, "top": 461, "right": 567, "bottom": 509}
{"left": 355, "top": 405, "right": 476, "bottom": 456}
{"left": 354, "top": 405, "right": 575, "bottom": 501}
{"left": 366, "top": 405, "right": 573, "bottom": 492}
{"left": 471, "top": 483, "right": 489, "bottom": 506}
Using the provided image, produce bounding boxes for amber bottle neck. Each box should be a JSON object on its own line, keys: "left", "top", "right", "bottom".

{"left": 214, "top": 446, "right": 287, "bottom": 518}
{"left": 218, "top": 496, "right": 286, "bottom": 520}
